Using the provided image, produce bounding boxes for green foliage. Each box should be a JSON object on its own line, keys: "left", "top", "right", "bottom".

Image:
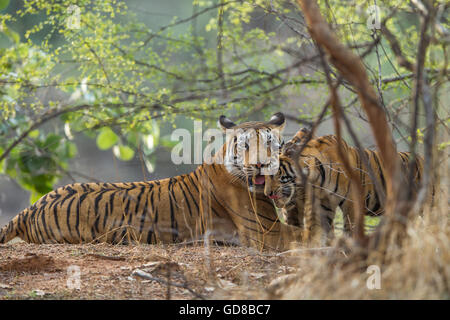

{"left": 0, "top": 0, "right": 9, "bottom": 11}
{"left": 96, "top": 127, "right": 118, "bottom": 150}
{"left": 113, "top": 145, "right": 134, "bottom": 161}
{"left": 1, "top": 131, "right": 77, "bottom": 202}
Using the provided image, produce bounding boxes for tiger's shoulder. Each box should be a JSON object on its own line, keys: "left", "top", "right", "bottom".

{"left": 282, "top": 129, "right": 343, "bottom": 160}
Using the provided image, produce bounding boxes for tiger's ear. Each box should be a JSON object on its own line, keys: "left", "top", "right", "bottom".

{"left": 299, "top": 127, "right": 310, "bottom": 134}
{"left": 218, "top": 115, "right": 236, "bottom": 132}
{"left": 267, "top": 112, "right": 285, "bottom": 131}
{"left": 294, "top": 127, "right": 313, "bottom": 142}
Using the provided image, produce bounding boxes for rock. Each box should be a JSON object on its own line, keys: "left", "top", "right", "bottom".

{"left": 33, "top": 289, "right": 46, "bottom": 297}
{"left": 267, "top": 274, "right": 298, "bottom": 296}
{"left": 250, "top": 272, "right": 266, "bottom": 279}
{"left": 0, "top": 283, "right": 12, "bottom": 290}
{"left": 217, "top": 279, "right": 237, "bottom": 289}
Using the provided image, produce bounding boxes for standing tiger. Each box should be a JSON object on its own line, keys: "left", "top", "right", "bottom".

{"left": 0, "top": 113, "right": 302, "bottom": 250}
{"left": 264, "top": 129, "right": 424, "bottom": 245}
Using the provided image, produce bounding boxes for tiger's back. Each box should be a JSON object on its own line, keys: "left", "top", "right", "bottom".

{"left": 265, "top": 131, "right": 426, "bottom": 244}
{"left": 0, "top": 166, "right": 238, "bottom": 244}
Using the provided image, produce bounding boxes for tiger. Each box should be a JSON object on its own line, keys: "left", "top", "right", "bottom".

{"left": 0, "top": 113, "right": 303, "bottom": 250}
{"left": 264, "top": 129, "right": 425, "bottom": 245}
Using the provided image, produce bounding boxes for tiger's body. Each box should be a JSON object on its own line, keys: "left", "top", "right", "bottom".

{"left": 0, "top": 114, "right": 303, "bottom": 250}
{"left": 265, "top": 131, "right": 424, "bottom": 245}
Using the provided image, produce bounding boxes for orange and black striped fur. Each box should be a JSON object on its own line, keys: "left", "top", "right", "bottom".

{"left": 0, "top": 113, "right": 302, "bottom": 250}
{"left": 264, "top": 130, "right": 424, "bottom": 245}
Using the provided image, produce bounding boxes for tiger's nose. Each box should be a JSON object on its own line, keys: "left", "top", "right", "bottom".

{"left": 256, "top": 162, "right": 261, "bottom": 168}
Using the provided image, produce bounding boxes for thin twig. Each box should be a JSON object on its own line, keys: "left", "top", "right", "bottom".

{"left": 132, "top": 269, "right": 206, "bottom": 300}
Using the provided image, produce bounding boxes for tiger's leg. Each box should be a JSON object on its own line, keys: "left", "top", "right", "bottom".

{"left": 294, "top": 198, "right": 305, "bottom": 229}
{"left": 304, "top": 186, "right": 336, "bottom": 246}
{"left": 317, "top": 197, "right": 337, "bottom": 246}
{"left": 281, "top": 198, "right": 305, "bottom": 228}
{"left": 303, "top": 184, "right": 321, "bottom": 246}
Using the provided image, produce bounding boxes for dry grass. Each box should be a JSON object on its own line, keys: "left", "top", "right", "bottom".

{"left": 225, "top": 177, "right": 449, "bottom": 300}
{"left": 274, "top": 211, "right": 449, "bottom": 299}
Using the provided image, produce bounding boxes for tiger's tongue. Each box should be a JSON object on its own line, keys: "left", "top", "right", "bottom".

{"left": 254, "top": 175, "right": 265, "bottom": 185}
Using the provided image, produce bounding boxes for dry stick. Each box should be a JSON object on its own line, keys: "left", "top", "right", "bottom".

{"left": 139, "top": 0, "right": 239, "bottom": 49}
{"left": 282, "top": 96, "right": 334, "bottom": 244}
{"left": 217, "top": 0, "right": 227, "bottom": 99}
{"left": 132, "top": 269, "right": 206, "bottom": 300}
{"left": 276, "top": 246, "right": 333, "bottom": 256}
{"left": 284, "top": 96, "right": 331, "bottom": 182}
{"left": 297, "top": 0, "right": 401, "bottom": 250}
{"left": 166, "top": 268, "right": 172, "bottom": 300}
{"left": 408, "top": 26, "right": 428, "bottom": 196}
{"left": 380, "top": 23, "right": 414, "bottom": 72}
{"left": 313, "top": 42, "right": 367, "bottom": 245}
{"left": 411, "top": 5, "right": 436, "bottom": 213}
{"left": 329, "top": 83, "right": 366, "bottom": 245}
{"left": 86, "top": 253, "right": 126, "bottom": 261}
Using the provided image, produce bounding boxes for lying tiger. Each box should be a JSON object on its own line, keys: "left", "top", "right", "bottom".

{"left": 264, "top": 129, "right": 425, "bottom": 245}
{"left": 0, "top": 113, "right": 303, "bottom": 250}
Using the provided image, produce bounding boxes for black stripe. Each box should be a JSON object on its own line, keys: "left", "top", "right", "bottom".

{"left": 93, "top": 189, "right": 108, "bottom": 234}
{"left": 34, "top": 206, "right": 46, "bottom": 243}
{"left": 334, "top": 171, "right": 340, "bottom": 193}
{"left": 103, "top": 191, "right": 116, "bottom": 230}
{"left": 320, "top": 204, "right": 333, "bottom": 212}
{"left": 315, "top": 158, "right": 326, "bottom": 187}
{"left": 168, "top": 178, "right": 179, "bottom": 242}
{"left": 372, "top": 152, "right": 386, "bottom": 191}
{"left": 139, "top": 190, "right": 150, "bottom": 235}
{"left": 40, "top": 205, "right": 56, "bottom": 242}
{"left": 178, "top": 180, "right": 194, "bottom": 218}
{"left": 371, "top": 191, "right": 381, "bottom": 214}
{"left": 66, "top": 195, "right": 76, "bottom": 240}
{"left": 75, "top": 193, "right": 89, "bottom": 240}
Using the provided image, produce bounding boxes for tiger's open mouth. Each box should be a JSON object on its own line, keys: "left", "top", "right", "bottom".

{"left": 247, "top": 175, "right": 265, "bottom": 186}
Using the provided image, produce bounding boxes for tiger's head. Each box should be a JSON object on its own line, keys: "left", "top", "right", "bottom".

{"left": 281, "top": 127, "right": 312, "bottom": 157}
{"left": 264, "top": 128, "right": 312, "bottom": 207}
{"left": 218, "top": 112, "right": 285, "bottom": 192}
{"left": 263, "top": 155, "right": 301, "bottom": 208}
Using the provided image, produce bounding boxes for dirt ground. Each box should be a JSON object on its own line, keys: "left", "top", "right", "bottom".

{"left": 0, "top": 240, "right": 300, "bottom": 300}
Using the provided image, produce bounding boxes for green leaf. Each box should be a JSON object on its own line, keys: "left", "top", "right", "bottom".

{"left": 0, "top": 0, "right": 10, "bottom": 12}
{"left": 2, "top": 27, "right": 20, "bottom": 44}
{"left": 113, "top": 145, "right": 134, "bottom": 161}
{"left": 30, "top": 191, "right": 44, "bottom": 205}
{"left": 96, "top": 127, "right": 118, "bottom": 150}
{"left": 126, "top": 131, "right": 139, "bottom": 147}
{"left": 0, "top": 146, "right": 4, "bottom": 173}
{"left": 66, "top": 142, "right": 78, "bottom": 158}
{"left": 28, "top": 130, "right": 39, "bottom": 139}
{"left": 43, "top": 133, "right": 61, "bottom": 151}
